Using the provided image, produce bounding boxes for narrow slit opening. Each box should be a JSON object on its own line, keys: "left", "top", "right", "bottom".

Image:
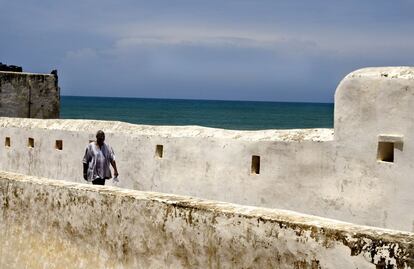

{"left": 28, "top": 138, "right": 34, "bottom": 148}
{"left": 251, "top": 155, "right": 260, "bottom": 174}
{"left": 5, "top": 137, "right": 11, "bottom": 147}
{"left": 55, "top": 140, "right": 63, "bottom": 150}
{"left": 377, "top": 142, "right": 394, "bottom": 163}
{"left": 156, "top": 145, "right": 164, "bottom": 158}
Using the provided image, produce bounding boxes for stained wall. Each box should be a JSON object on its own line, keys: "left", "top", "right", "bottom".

{"left": 0, "top": 71, "right": 59, "bottom": 118}
{"left": 1, "top": 171, "right": 413, "bottom": 269}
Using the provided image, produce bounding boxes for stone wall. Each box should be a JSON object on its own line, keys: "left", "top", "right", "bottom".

{"left": 0, "top": 71, "right": 59, "bottom": 118}
{"left": 0, "top": 118, "right": 353, "bottom": 228}
{"left": 333, "top": 67, "right": 414, "bottom": 233}
{"left": 1, "top": 171, "right": 413, "bottom": 269}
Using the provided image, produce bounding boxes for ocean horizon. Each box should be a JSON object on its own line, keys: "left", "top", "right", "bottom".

{"left": 60, "top": 95, "right": 334, "bottom": 130}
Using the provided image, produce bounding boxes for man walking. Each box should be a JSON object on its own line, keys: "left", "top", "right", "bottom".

{"left": 83, "top": 130, "right": 119, "bottom": 185}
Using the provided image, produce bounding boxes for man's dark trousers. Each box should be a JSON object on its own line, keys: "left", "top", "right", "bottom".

{"left": 92, "top": 178, "right": 105, "bottom": 185}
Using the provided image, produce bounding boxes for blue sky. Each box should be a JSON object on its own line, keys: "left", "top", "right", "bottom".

{"left": 1, "top": 0, "right": 413, "bottom": 102}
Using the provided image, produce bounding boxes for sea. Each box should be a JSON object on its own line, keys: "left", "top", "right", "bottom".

{"left": 60, "top": 96, "right": 334, "bottom": 131}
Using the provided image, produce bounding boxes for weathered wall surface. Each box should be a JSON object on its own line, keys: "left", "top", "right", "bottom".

{"left": 0, "top": 118, "right": 349, "bottom": 227}
{"left": 333, "top": 67, "right": 414, "bottom": 233}
{"left": 1, "top": 171, "right": 413, "bottom": 269}
{"left": 0, "top": 71, "right": 59, "bottom": 118}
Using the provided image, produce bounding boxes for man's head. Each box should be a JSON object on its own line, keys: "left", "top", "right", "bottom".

{"left": 96, "top": 130, "right": 105, "bottom": 146}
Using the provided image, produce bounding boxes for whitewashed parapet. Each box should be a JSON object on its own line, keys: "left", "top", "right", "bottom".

{"left": 333, "top": 66, "right": 414, "bottom": 233}
{"left": 0, "top": 171, "right": 413, "bottom": 269}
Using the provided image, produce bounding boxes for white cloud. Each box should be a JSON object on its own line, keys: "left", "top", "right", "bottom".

{"left": 102, "top": 23, "right": 287, "bottom": 47}
{"left": 65, "top": 48, "right": 98, "bottom": 60}
{"left": 98, "top": 22, "right": 414, "bottom": 58}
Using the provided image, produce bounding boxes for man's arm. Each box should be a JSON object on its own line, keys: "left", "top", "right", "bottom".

{"left": 82, "top": 147, "right": 90, "bottom": 181}
{"left": 108, "top": 146, "right": 118, "bottom": 178}
{"left": 83, "top": 163, "right": 88, "bottom": 180}
{"left": 110, "top": 160, "right": 119, "bottom": 177}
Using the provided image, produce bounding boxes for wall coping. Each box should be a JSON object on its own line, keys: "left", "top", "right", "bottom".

{"left": 0, "top": 117, "right": 334, "bottom": 142}
{"left": 0, "top": 71, "right": 55, "bottom": 77}
{"left": 344, "top": 66, "right": 414, "bottom": 80}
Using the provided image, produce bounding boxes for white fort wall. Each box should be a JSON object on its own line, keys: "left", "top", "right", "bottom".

{"left": 1, "top": 172, "right": 413, "bottom": 269}
{"left": 0, "top": 120, "right": 336, "bottom": 221}
{"left": 0, "top": 67, "right": 414, "bottom": 233}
